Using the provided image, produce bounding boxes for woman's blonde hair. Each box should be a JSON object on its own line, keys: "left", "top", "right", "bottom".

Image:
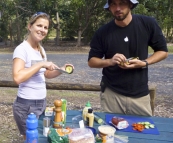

{"left": 24, "top": 12, "right": 50, "bottom": 59}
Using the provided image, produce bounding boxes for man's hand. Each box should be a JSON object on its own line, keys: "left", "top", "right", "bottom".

{"left": 111, "top": 53, "right": 126, "bottom": 66}
{"left": 118, "top": 59, "right": 147, "bottom": 69}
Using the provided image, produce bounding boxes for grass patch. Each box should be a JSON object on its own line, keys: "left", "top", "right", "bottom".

{"left": 168, "top": 45, "right": 173, "bottom": 53}
{"left": 0, "top": 131, "right": 10, "bottom": 142}
{"left": 0, "top": 48, "right": 14, "bottom": 53}
{"left": 149, "top": 45, "right": 173, "bottom": 53}
{"left": 0, "top": 88, "right": 18, "bottom": 103}
{"left": 0, "top": 87, "right": 99, "bottom": 98}
{"left": 0, "top": 87, "right": 17, "bottom": 95}
{"left": 47, "top": 90, "right": 99, "bottom": 97}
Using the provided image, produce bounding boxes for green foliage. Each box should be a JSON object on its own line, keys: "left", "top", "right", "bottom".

{"left": 149, "top": 45, "right": 173, "bottom": 53}
{"left": 167, "top": 46, "right": 173, "bottom": 53}
{"left": 0, "top": 0, "right": 173, "bottom": 45}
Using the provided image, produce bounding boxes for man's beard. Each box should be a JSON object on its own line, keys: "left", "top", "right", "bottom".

{"left": 114, "top": 10, "right": 130, "bottom": 21}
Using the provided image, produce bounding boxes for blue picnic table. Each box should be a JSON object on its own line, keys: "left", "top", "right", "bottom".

{"left": 38, "top": 110, "right": 173, "bottom": 143}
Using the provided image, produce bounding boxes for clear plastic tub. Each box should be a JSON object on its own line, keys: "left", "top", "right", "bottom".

{"left": 68, "top": 128, "right": 95, "bottom": 143}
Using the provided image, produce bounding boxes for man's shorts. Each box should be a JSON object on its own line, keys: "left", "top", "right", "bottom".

{"left": 100, "top": 87, "right": 152, "bottom": 116}
{"left": 13, "top": 96, "right": 46, "bottom": 135}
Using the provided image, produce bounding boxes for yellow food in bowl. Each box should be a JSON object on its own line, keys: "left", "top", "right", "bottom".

{"left": 98, "top": 125, "right": 116, "bottom": 135}
{"left": 65, "top": 65, "right": 73, "bottom": 74}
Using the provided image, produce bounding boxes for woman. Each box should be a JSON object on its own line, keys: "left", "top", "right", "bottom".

{"left": 12, "top": 12, "right": 74, "bottom": 139}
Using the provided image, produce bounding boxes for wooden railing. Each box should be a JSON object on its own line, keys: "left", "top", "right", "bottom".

{"left": 0, "top": 80, "right": 100, "bottom": 91}
{"left": 0, "top": 80, "right": 156, "bottom": 115}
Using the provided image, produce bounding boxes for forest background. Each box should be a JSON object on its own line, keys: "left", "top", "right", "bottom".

{"left": 0, "top": 0, "right": 173, "bottom": 48}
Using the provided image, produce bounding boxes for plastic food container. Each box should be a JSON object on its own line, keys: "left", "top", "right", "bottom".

{"left": 68, "top": 128, "right": 95, "bottom": 143}
{"left": 98, "top": 125, "right": 116, "bottom": 143}
{"left": 98, "top": 125, "right": 116, "bottom": 135}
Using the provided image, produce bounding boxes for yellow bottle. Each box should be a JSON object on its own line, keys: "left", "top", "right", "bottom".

{"left": 82, "top": 101, "right": 91, "bottom": 121}
{"left": 86, "top": 108, "right": 94, "bottom": 127}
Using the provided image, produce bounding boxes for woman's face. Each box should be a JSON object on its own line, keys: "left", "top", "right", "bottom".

{"left": 28, "top": 18, "right": 49, "bottom": 42}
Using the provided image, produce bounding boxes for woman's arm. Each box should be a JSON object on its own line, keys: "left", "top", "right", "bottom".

{"left": 13, "top": 58, "right": 63, "bottom": 84}
{"left": 13, "top": 58, "right": 44, "bottom": 84}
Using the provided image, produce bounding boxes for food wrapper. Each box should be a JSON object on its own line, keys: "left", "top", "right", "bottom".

{"left": 47, "top": 128, "right": 69, "bottom": 143}
{"left": 45, "top": 107, "right": 54, "bottom": 116}
{"left": 56, "top": 128, "right": 72, "bottom": 136}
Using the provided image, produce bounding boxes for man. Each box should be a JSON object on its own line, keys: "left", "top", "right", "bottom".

{"left": 88, "top": 0, "right": 168, "bottom": 116}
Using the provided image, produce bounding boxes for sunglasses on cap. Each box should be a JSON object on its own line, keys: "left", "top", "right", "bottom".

{"left": 33, "top": 12, "right": 48, "bottom": 17}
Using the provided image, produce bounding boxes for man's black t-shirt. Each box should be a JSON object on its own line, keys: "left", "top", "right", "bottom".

{"left": 88, "top": 14, "right": 167, "bottom": 97}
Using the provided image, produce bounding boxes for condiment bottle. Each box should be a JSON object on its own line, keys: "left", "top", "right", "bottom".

{"left": 83, "top": 101, "right": 91, "bottom": 121}
{"left": 61, "top": 99, "right": 67, "bottom": 125}
{"left": 53, "top": 100, "right": 63, "bottom": 129}
{"left": 86, "top": 108, "right": 94, "bottom": 127}
{"left": 43, "top": 117, "right": 51, "bottom": 137}
{"left": 26, "top": 113, "right": 38, "bottom": 143}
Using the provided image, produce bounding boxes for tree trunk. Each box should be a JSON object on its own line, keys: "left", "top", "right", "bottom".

{"left": 55, "top": 12, "right": 60, "bottom": 46}
{"left": 76, "top": 28, "right": 82, "bottom": 47}
{"left": 9, "top": 19, "right": 13, "bottom": 46}
{"left": 16, "top": 11, "right": 21, "bottom": 44}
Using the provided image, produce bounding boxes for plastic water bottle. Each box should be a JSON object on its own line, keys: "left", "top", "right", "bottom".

{"left": 26, "top": 113, "right": 38, "bottom": 143}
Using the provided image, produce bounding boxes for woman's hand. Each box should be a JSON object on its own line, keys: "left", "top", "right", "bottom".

{"left": 44, "top": 63, "right": 74, "bottom": 78}
{"left": 42, "top": 61, "right": 59, "bottom": 71}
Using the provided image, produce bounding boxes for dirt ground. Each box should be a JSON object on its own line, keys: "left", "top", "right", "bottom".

{"left": 0, "top": 44, "right": 172, "bottom": 143}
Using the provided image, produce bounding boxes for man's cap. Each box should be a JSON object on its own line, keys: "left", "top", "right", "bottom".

{"left": 104, "top": 0, "right": 139, "bottom": 10}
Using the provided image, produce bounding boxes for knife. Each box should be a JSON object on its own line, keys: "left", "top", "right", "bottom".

{"left": 54, "top": 68, "right": 69, "bottom": 74}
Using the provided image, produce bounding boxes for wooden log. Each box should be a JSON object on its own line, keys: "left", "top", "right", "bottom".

{"left": 0, "top": 80, "right": 17, "bottom": 88}
{"left": 0, "top": 80, "right": 101, "bottom": 91}
{"left": 46, "top": 82, "right": 100, "bottom": 91}
{"left": 0, "top": 80, "right": 156, "bottom": 92}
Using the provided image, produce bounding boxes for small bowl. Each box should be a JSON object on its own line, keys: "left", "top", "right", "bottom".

{"left": 98, "top": 125, "right": 116, "bottom": 135}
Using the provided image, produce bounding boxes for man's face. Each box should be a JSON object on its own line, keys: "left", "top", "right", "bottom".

{"left": 109, "top": 0, "right": 132, "bottom": 21}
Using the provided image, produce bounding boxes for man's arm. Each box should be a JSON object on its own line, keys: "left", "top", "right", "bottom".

{"left": 122, "top": 51, "right": 168, "bottom": 69}
{"left": 88, "top": 57, "right": 112, "bottom": 68}
{"left": 146, "top": 51, "right": 168, "bottom": 65}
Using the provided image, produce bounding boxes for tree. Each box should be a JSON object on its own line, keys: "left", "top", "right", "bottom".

{"left": 62, "top": 0, "right": 106, "bottom": 47}
{"left": 1, "top": 0, "right": 173, "bottom": 48}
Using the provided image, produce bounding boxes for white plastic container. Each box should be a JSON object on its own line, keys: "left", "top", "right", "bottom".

{"left": 98, "top": 125, "right": 116, "bottom": 143}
